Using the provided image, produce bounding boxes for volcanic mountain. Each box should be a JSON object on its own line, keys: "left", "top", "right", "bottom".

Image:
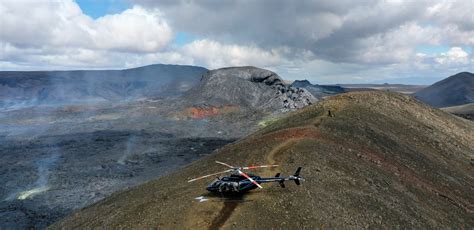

{"left": 0, "top": 64, "right": 208, "bottom": 109}
{"left": 53, "top": 91, "right": 473, "bottom": 229}
{"left": 184, "top": 67, "right": 316, "bottom": 111}
{"left": 291, "top": 80, "right": 346, "bottom": 98}
{"left": 414, "top": 72, "right": 474, "bottom": 107}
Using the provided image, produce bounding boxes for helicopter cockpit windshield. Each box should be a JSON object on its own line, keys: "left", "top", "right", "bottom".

{"left": 209, "top": 178, "right": 220, "bottom": 186}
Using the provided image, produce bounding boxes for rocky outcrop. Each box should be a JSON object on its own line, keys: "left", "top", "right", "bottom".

{"left": 291, "top": 80, "right": 346, "bottom": 99}
{"left": 184, "top": 66, "right": 316, "bottom": 111}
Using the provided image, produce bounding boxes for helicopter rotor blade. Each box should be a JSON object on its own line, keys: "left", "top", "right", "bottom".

{"left": 215, "top": 161, "right": 235, "bottom": 169}
{"left": 188, "top": 169, "right": 233, "bottom": 182}
{"left": 238, "top": 170, "right": 263, "bottom": 189}
{"left": 241, "top": 164, "right": 279, "bottom": 170}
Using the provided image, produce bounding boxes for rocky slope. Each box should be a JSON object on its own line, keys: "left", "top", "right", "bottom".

{"left": 414, "top": 72, "right": 474, "bottom": 107}
{"left": 291, "top": 80, "right": 345, "bottom": 98}
{"left": 0, "top": 64, "right": 208, "bottom": 109}
{"left": 184, "top": 67, "right": 316, "bottom": 111}
{"left": 53, "top": 91, "right": 474, "bottom": 229}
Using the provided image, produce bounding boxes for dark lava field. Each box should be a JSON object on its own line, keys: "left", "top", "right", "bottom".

{"left": 0, "top": 99, "right": 259, "bottom": 228}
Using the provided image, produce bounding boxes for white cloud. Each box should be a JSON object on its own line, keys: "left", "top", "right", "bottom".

{"left": 426, "top": 0, "right": 474, "bottom": 31}
{"left": 0, "top": 0, "right": 173, "bottom": 68}
{"left": 134, "top": 0, "right": 434, "bottom": 64}
{"left": 181, "top": 39, "right": 287, "bottom": 69}
{"left": 93, "top": 6, "right": 172, "bottom": 52}
{"left": 435, "top": 47, "right": 470, "bottom": 65}
{"left": 120, "top": 39, "right": 294, "bottom": 71}
{"left": 1, "top": 0, "right": 473, "bottom": 84}
{"left": 355, "top": 22, "right": 441, "bottom": 64}
{"left": 2, "top": 1, "right": 173, "bottom": 52}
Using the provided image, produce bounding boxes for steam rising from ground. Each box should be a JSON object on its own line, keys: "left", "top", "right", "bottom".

{"left": 117, "top": 135, "right": 138, "bottom": 165}
{"left": 12, "top": 152, "right": 60, "bottom": 200}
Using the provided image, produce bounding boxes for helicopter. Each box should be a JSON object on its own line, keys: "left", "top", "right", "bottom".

{"left": 188, "top": 161, "right": 303, "bottom": 193}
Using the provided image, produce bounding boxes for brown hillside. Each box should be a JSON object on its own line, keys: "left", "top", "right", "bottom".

{"left": 52, "top": 91, "right": 474, "bottom": 229}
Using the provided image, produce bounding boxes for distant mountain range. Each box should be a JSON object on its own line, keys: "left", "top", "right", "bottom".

{"left": 414, "top": 72, "right": 474, "bottom": 107}
{"left": 2, "top": 63, "right": 472, "bottom": 111}
{"left": 0, "top": 64, "right": 208, "bottom": 109}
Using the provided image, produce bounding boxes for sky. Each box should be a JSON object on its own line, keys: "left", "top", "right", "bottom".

{"left": 0, "top": 0, "right": 473, "bottom": 84}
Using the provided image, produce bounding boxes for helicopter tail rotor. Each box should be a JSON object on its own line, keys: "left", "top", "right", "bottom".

{"left": 294, "top": 178, "right": 301, "bottom": 185}
{"left": 294, "top": 167, "right": 302, "bottom": 177}
{"left": 293, "top": 167, "right": 303, "bottom": 185}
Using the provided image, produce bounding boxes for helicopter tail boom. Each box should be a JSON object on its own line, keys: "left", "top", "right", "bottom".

{"left": 256, "top": 167, "right": 303, "bottom": 187}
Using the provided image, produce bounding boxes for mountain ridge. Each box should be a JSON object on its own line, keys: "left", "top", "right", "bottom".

{"left": 52, "top": 91, "right": 474, "bottom": 229}
{"left": 0, "top": 64, "right": 208, "bottom": 109}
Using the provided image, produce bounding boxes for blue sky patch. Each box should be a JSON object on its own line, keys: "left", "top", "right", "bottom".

{"left": 415, "top": 45, "right": 450, "bottom": 55}
{"left": 174, "top": 32, "right": 198, "bottom": 46}
{"left": 76, "top": 0, "right": 131, "bottom": 19}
